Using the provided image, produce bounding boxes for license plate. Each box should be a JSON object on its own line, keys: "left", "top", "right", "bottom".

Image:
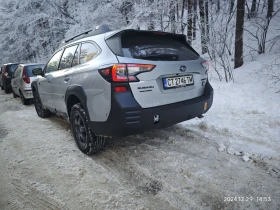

{"left": 163, "top": 75, "right": 194, "bottom": 89}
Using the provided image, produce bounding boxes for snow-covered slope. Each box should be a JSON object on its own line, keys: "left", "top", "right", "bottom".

{"left": 182, "top": 53, "right": 280, "bottom": 160}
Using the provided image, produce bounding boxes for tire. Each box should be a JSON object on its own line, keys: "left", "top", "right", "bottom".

{"left": 4, "top": 82, "right": 9, "bottom": 94}
{"left": 33, "top": 90, "right": 52, "bottom": 118}
{"left": 70, "top": 103, "right": 105, "bottom": 154}
{"left": 12, "top": 88, "right": 17, "bottom": 98}
{"left": 20, "top": 91, "right": 29, "bottom": 105}
{"left": 1, "top": 84, "right": 3, "bottom": 90}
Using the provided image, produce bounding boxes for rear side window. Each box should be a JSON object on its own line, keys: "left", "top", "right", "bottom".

{"left": 26, "top": 65, "right": 45, "bottom": 77}
{"left": 121, "top": 34, "right": 199, "bottom": 61}
{"left": 80, "top": 43, "right": 99, "bottom": 64}
{"left": 59, "top": 45, "right": 79, "bottom": 70}
{"left": 45, "top": 50, "right": 63, "bottom": 73}
{"left": 72, "top": 46, "right": 79, "bottom": 67}
{"left": 7, "top": 64, "right": 19, "bottom": 73}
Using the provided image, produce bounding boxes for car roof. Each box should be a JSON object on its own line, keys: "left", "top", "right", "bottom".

{"left": 19, "top": 63, "right": 45, "bottom": 67}
{"left": 2, "top": 63, "right": 19, "bottom": 66}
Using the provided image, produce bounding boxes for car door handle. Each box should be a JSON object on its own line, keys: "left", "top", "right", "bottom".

{"left": 64, "top": 77, "right": 70, "bottom": 82}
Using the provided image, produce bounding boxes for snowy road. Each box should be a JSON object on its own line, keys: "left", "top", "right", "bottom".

{"left": 0, "top": 90, "right": 279, "bottom": 210}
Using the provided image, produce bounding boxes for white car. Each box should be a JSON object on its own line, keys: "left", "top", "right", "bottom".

{"left": 11, "top": 63, "right": 45, "bottom": 105}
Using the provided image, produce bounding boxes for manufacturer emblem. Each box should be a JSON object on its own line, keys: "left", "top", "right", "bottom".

{"left": 154, "top": 115, "right": 160, "bottom": 124}
{"left": 179, "top": 65, "right": 187, "bottom": 72}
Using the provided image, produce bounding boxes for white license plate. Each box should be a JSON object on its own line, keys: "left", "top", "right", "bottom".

{"left": 163, "top": 75, "right": 194, "bottom": 89}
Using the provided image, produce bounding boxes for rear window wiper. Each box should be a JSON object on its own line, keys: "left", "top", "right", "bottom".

{"left": 135, "top": 54, "right": 179, "bottom": 61}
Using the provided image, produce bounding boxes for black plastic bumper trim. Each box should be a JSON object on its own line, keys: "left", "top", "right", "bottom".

{"left": 89, "top": 81, "right": 213, "bottom": 137}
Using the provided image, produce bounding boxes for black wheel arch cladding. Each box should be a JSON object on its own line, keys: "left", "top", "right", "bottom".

{"left": 65, "top": 85, "right": 90, "bottom": 119}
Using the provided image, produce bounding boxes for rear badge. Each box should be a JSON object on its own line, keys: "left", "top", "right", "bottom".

{"left": 179, "top": 65, "right": 187, "bottom": 72}
{"left": 154, "top": 115, "right": 160, "bottom": 124}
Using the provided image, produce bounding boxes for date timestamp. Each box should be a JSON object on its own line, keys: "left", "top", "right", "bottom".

{"left": 224, "top": 197, "right": 271, "bottom": 202}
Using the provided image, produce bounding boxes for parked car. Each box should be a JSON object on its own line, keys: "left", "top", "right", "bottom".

{"left": 11, "top": 63, "right": 45, "bottom": 105}
{"left": 0, "top": 66, "right": 2, "bottom": 88}
{"left": 31, "top": 25, "right": 213, "bottom": 154}
{"left": 0, "top": 63, "right": 19, "bottom": 93}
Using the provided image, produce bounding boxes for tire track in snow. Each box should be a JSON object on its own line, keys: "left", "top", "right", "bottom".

{"left": 5, "top": 178, "right": 69, "bottom": 210}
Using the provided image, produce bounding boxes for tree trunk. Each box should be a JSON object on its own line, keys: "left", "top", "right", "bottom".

{"left": 230, "top": 0, "right": 235, "bottom": 14}
{"left": 267, "top": 0, "right": 273, "bottom": 18}
{"left": 192, "top": 0, "right": 197, "bottom": 40}
{"left": 170, "top": 1, "right": 176, "bottom": 33}
{"left": 234, "top": 0, "right": 245, "bottom": 69}
{"left": 245, "top": 0, "right": 251, "bottom": 18}
{"left": 187, "top": 0, "right": 193, "bottom": 43}
{"left": 205, "top": 0, "right": 210, "bottom": 44}
{"left": 199, "top": 0, "right": 207, "bottom": 54}
{"left": 181, "top": 0, "right": 186, "bottom": 33}
{"left": 217, "top": 0, "right": 220, "bottom": 12}
{"left": 251, "top": 0, "right": 257, "bottom": 12}
{"left": 256, "top": 0, "right": 261, "bottom": 12}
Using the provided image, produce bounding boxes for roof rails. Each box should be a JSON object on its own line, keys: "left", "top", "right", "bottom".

{"left": 59, "top": 25, "right": 111, "bottom": 48}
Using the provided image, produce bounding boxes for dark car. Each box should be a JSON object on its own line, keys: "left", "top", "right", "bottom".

{"left": 0, "top": 63, "right": 19, "bottom": 93}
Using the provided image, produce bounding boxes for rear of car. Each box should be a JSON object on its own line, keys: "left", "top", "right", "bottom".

{"left": 89, "top": 30, "right": 213, "bottom": 136}
{"left": 1, "top": 63, "right": 19, "bottom": 93}
{"left": 21, "top": 64, "right": 45, "bottom": 99}
{"left": 12, "top": 64, "right": 45, "bottom": 105}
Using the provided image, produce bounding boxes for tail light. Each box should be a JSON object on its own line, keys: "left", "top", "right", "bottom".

{"left": 201, "top": 61, "right": 210, "bottom": 73}
{"left": 114, "top": 86, "right": 127, "bottom": 92}
{"left": 99, "top": 64, "right": 155, "bottom": 83}
{"left": 2, "top": 69, "right": 8, "bottom": 79}
{"left": 22, "top": 67, "right": 30, "bottom": 84}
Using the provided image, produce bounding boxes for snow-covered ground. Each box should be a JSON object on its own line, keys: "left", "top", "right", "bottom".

{"left": 0, "top": 55, "right": 279, "bottom": 209}
{"left": 183, "top": 53, "right": 280, "bottom": 160}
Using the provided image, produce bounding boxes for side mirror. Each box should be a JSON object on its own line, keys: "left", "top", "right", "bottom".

{"left": 32, "top": 68, "right": 43, "bottom": 76}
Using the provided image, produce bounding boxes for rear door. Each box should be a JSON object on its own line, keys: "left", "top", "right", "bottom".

{"left": 11, "top": 66, "right": 22, "bottom": 95}
{"left": 5, "top": 64, "right": 18, "bottom": 86}
{"left": 24, "top": 64, "right": 45, "bottom": 89}
{"left": 51, "top": 44, "right": 80, "bottom": 113}
{"left": 109, "top": 31, "right": 208, "bottom": 108}
{"left": 39, "top": 50, "right": 63, "bottom": 108}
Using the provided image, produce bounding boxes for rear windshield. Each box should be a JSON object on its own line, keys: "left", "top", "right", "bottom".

{"left": 121, "top": 34, "right": 199, "bottom": 61}
{"left": 7, "top": 64, "right": 19, "bottom": 73}
{"left": 26, "top": 65, "right": 45, "bottom": 77}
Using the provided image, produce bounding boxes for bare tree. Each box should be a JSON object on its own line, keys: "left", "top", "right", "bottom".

{"left": 192, "top": 0, "right": 197, "bottom": 40}
{"left": 187, "top": 0, "right": 193, "bottom": 43}
{"left": 230, "top": 0, "right": 235, "bottom": 13}
{"left": 170, "top": 1, "right": 176, "bottom": 33}
{"left": 217, "top": 0, "right": 220, "bottom": 12}
{"left": 234, "top": 0, "right": 245, "bottom": 68}
{"left": 205, "top": 0, "right": 210, "bottom": 43}
{"left": 180, "top": 0, "right": 187, "bottom": 33}
{"left": 244, "top": 0, "right": 279, "bottom": 54}
{"left": 251, "top": 0, "right": 257, "bottom": 14}
{"left": 267, "top": 0, "right": 274, "bottom": 18}
{"left": 199, "top": 0, "right": 207, "bottom": 54}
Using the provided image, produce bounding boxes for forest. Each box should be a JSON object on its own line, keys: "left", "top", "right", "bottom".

{"left": 0, "top": 0, "right": 279, "bottom": 85}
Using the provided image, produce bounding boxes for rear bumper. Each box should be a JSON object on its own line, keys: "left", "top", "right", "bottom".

{"left": 22, "top": 89, "right": 33, "bottom": 99}
{"left": 3, "top": 78, "right": 12, "bottom": 89}
{"left": 89, "top": 81, "right": 213, "bottom": 137}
